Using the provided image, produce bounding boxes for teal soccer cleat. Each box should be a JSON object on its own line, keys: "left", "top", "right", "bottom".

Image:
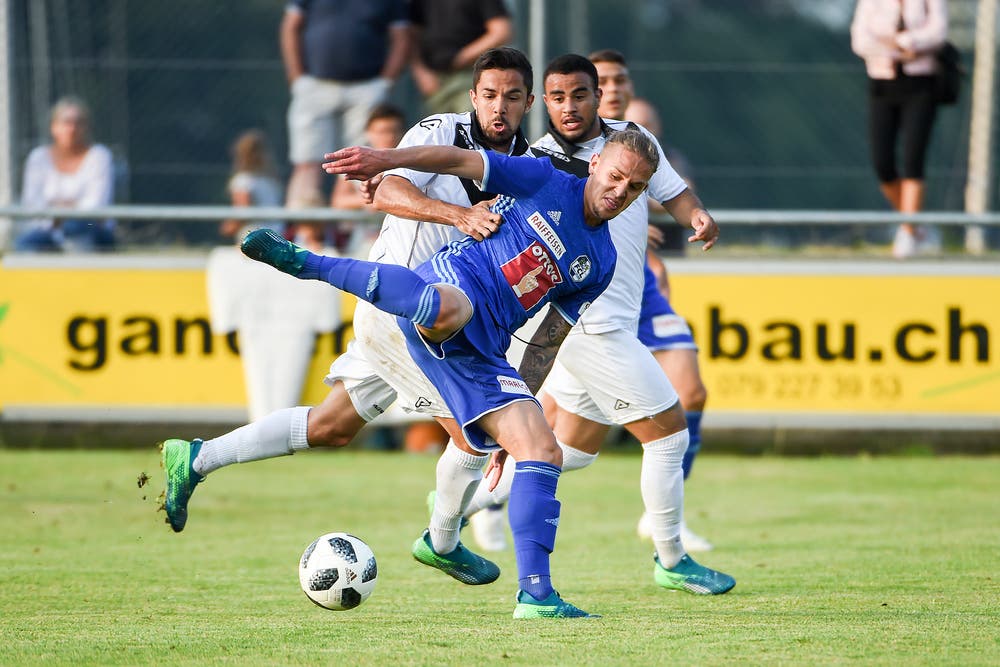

{"left": 240, "top": 228, "right": 310, "bottom": 276}
{"left": 161, "top": 438, "right": 204, "bottom": 533}
{"left": 512, "top": 590, "right": 600, "bottom": 619}
{"left": 411, "top": 529, "right": 499, "bottom": 585}
{"left": 654, "top": 553, "right": 736, "bottom": 595}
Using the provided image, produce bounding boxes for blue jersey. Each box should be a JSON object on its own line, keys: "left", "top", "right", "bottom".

{"left": 403, "top": 150, "right": 617, "bottom": 450}
{"left": 417, "top": 150, "right": 616, "bottom": 337}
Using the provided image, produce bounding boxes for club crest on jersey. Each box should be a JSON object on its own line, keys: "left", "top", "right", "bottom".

{"left": 500, "top": 241, "right": 564, "bottom": 311}
{"left": 496, "top": 375, "right": 532, "bottom": 396}
{"left": 527, "top": 211, "right": 566, "bottom": 258}
{"left": 568, "top": 255, "right": 592, "bottom": 282}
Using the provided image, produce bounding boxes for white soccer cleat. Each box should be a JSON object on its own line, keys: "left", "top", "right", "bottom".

{"left": 636, "top": 511, "right": 653, "bottom": 540}
{"left": 680, "top": 521, "right": 714, "bottom": 553}
{"left": 636, "top": 512, "right": 714, "bottom": 552}
{"left": 469, "top": 506, "right": 508, "bottom": 552}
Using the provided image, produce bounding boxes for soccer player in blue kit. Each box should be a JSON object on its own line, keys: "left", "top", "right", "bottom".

{"left": 241, "top": 128, "right": 663, "bottom": 618}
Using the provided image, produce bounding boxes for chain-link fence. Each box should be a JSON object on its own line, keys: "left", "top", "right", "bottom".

{"left": 5, "top": 0, "right": 998, "bottom": 249}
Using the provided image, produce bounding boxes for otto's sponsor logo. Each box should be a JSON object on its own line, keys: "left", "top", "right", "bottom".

{"left": 497, "top": 375, "right": 532, "bottom": 395}
{"left": 527, "top": 211, "right": 566, "bottom": 259}
{"left": 568, "top": 255, "right": 592, "bottom": 282}
{"left": 500, "top": 241, "right": 564, "bottom": 311}
{"left": 547, "top": 210, "right": 562, "bottom": 223}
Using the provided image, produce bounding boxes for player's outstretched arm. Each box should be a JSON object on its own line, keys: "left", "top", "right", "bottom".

{"left": 515, "top": 306, "right": 574, "bottom": 394}
{"left": 374, "top": 176, "right": 502, "bottom": 241}
{"left": 323, "top": 145, "right": 485, "bottom": 182}
{"left": 662, "top": 188, "right": 719, "bottom": 251}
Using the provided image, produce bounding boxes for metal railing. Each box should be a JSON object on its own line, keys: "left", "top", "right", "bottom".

{"left": 1, "top": 205, "right": 999, "bottom": 226}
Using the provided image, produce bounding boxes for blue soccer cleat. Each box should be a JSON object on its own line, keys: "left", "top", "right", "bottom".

{"left": 512, "top": 590, "right": 600, "bottom": 619}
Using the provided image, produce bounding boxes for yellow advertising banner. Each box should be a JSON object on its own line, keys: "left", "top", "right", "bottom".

{"left": 667, "top": 268, "right": 999, "bottom": 416}
{"left": 0, "top": 263, "right": 354, "bottom": 411}
{"left": 1, "top": 260, "right": 997, "bottom": 420}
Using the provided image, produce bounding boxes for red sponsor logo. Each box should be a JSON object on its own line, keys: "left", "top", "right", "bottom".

{"left": 500, "top": 241, "right": 564, "bottom": 310}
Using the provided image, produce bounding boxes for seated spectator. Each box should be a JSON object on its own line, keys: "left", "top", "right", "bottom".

{"left": 15, "top": 97, "right": 114, "bottom": 252}
{"left": 221, "top": 129, "right": 284, "bottom": 242}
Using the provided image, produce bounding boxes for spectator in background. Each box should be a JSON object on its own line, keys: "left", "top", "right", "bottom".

{"left": 331, "top": 103, "right": 406, "bottom": 255}
{"left": 220, "top": 129, "right": 284, "bottom": 242}
{"left": 280, "top": 0, "right": 410, "bottom": 206}
{"left": 15, "top": 96, "right": 115, "bottom": 252}
{"left": 409, "top": 0, "right": 513, "bottom": 115}
{"left": 851, "top": 0, "right": 948, "bottom": 259}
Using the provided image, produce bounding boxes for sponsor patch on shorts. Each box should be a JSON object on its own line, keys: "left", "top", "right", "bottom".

{"left": 497, "top": 375, "right": 532, "bottom": 395}
{"left": 652, "top": 314, "right": 692, "bottom": 338}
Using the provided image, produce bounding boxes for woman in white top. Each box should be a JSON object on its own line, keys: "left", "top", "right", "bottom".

{"left": 851, "top": 0, "right": 949, "bottom": 259}
{"left": 16, "top": 97, "right": 115, "bottom": 252}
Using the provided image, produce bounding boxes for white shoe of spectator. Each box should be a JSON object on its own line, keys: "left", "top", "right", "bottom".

{"left": 470, "top": 505, "right": 507, "bottom": 552}
{"left": 636, "top": 511, "right": 715, "bottom": 552}
{"left": 892, "top": 226, "right": 917, "bottom": 259}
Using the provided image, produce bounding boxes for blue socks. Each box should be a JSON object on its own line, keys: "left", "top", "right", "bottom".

{"left": 299, "top": 253, "right": 440, "bottom": 328}
{"left": 508, "top": 460, "right": 561, "bottom": 601}
{"left": 682, "top": 411, "right": 702, "bottom": 479}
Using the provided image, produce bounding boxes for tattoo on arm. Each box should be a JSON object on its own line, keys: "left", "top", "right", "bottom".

{"left": 516, "top": 308, "right": 573, "bottom": 394}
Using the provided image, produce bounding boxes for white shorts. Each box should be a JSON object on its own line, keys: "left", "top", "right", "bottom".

{"left": 287, "top": 75, "right": 390, "bottom": 163}
{"left": 324, "top": 338, "right": 397, "bottom": 423}
{"left": 350, "top": 301, "right": 452, "bottom": 419}
{"left": 543, "top": 327, "right": 679, "bottom": 426}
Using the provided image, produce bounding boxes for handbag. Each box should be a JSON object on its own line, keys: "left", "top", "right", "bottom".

{"left": 933, "top": 41, "right": 962, "bottom": 106}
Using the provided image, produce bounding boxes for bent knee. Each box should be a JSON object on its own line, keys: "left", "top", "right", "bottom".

{"left": 678, "top": 383, "right": 707, "bottom": 412}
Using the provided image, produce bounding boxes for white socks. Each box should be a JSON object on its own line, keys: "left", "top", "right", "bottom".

{"left": 640, "top": 429, "right": 688, "bottom": 568}
{"left": 462, "top": 441, "right": 598, "bottom": 517}
{"left": 193, "top": 406, "right": 311, "bottom": 476}
{"left": 429, "top": 441, "right": 488, "bottom": 554}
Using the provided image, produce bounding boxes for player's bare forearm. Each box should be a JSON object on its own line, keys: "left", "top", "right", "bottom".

{"left": 516, "top": 308, "right": 573, "bottom": 394}
{"left": 374, "top": 177, "right": 502, "bottom": 240}
{"left": 662, "top": 188, "right": 719, "bottom": 250}
{"left": 324, "top": 145, "right": 485, "bottom": 183}
{"left": 374, "top": 176, "right": 468, "bottom": 224}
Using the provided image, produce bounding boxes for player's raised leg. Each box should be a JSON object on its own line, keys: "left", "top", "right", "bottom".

{"left": 242, "top": 228, "right": 444, "bottom": 329}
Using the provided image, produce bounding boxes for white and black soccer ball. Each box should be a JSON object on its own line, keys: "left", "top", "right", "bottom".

{"left": 298, "top": 532, "right": 377, "bottom": 610}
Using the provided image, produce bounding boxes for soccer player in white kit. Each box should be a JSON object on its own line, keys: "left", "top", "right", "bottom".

{"left": 459, "top": 54, "right": 735, "bottom": 594}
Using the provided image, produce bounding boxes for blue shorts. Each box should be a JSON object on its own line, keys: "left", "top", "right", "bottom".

{"left": 399, "top": 267, "right": 538, "bottom": 453}
{"left": 638, "top": 264, "right": 697, "bottom": 352}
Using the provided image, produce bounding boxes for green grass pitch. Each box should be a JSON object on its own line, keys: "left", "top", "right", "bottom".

{"left": 2, "top": 449, "right": 997, "bottom": 666}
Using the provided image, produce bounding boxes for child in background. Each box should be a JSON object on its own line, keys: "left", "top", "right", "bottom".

{"left": 221, "top": 129, "right": 283, "bottom": 240}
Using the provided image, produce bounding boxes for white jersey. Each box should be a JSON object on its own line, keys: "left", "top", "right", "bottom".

{"left": 368, "top": 111, "right": 531, "bottom": 268}
{"left": 530, "top": 118, "right": 686, "bottom": 334}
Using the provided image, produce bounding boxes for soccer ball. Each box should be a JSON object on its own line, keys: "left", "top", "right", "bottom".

{"left": 298, "top": 532, "right": 377, "bottom": 610}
